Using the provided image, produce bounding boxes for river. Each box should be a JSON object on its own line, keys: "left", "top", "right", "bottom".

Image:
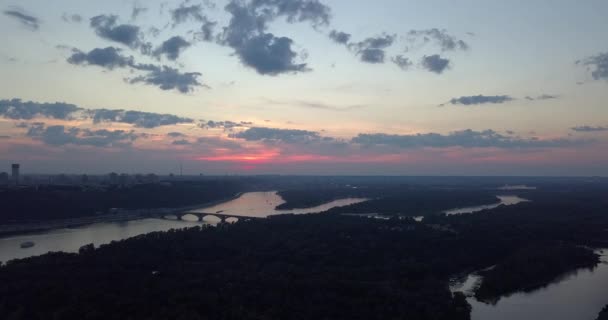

{"left": 451, "top": 250, "right": 608, "bottom": 320}
{"left": 443, "top": 195, "right": 529, "bottom": 215}
{"left": 0, "top": 191, "right": 367, "bottom": 263}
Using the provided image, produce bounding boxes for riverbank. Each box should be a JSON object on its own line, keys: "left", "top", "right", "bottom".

{"left": 0, "top": 192, "right": 243, "bottom": 237}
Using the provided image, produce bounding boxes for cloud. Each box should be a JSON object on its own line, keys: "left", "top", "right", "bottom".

{"left": 578, "top": 52, "right": 608, "bottom": 81}
{"left": 407, "top": 28, "right": 469, "bottom": 51}
{"left": 61, "top": 13, "right": 82, "bottom": 23}
{"left": 154, "top": 36, "right": 191, "bottom": 60}
{"left": 421, "top": 54, "right": 450, "bottom": 74}
{"left": 235, "top": 33, "right": 309, "bottom": 75}
{"left": 352, "top": 129, "right": 586, "bottom": 149}
{"left": 171, "top": 3, "right": 206, "bottom": 25}
{"left": 129, "top": 65, "right": 203, "bottom": 93}
{"left": 219, "top": 0, "right": 330, "bottom": 75}
{"left": 172, "top": 139, "right": 191, "bottom": 145}
{"left": 131, "top": 5, "right": 148, "bottom": 20}
{"left": 0, "top": 99, "right": 80, "bottom": 120}
{"left": 0, "top": 99, "right": 195, "bottom": 128}
{"left": 90, "top": 15, "right": 144, "bottom": 50}
{"left": 167, "top": 132, "right": 186, "bottom": 137}
{"left": 0, "top": 135, "right": 10, "bottom": 139}
{"left": 26, "top": 123, "right": 139, "bottom": 148}
{"left": 525, "top": 94, "right": 558, "bottom": 101}
{"left": 67, "top": 47, "right": 134, "bottom": 69}
{"left": 89, "top": 109, "right": 194, "bottom": 128}
{"left": 171, "top": 3, "right": 218, "bottom": 41}
{"left": 447, "top": 95, "right": 514, "bottom": 106}
{"left": 571, "top": 125, "right": 608, "bottom": 132}
{"left": 202, "top": 120, "right": 249, "bottom": 130}
{"left": 351, "top": 33, "right": 396, "bottom": 63}
{"left": 3, "top": 8, "right": 40, "bottom": 30}
{"left": 263, "top": 98, "right": 367, "bottom": 111}
{"left": 232, "top": 127, "right": 322, "bottom": 144}
{"left": 391, "top": 55, "right": 412, "bottom": 70}
{"left": 328, "top": 30, "right": 351, "bottom": 44}
{"left": 66, "top": 45, "right": 204, "bottom": 93}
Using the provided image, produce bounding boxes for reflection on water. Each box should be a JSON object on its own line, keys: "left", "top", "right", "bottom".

{"left": 498, "top": 185, "right": 537, "bottom": 190}
{"left": 454, "top": 251, "right": 608, "bottom": 320}
{"left": 444, "top": 195, "right": 529, "bottom": 215}
{"left": 192, "top": 191, "right": 368, "bottom": 218}
{"left": 0, "top": 219, "right": 205, "bottom": 263}
{"left": 1, "top": 192, "right": 367, "bottom": 263}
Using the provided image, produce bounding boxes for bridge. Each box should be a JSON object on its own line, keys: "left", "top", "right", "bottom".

{"left": 164, "top": 212, "right": 265, "bottom": 224}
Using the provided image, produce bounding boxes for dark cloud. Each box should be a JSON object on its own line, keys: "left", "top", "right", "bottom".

{"left": 0, "top": 135, "right": 10, "bottom": 139}
{"left": 62, "top": 13, "right": 82, "bottom": 23}
{"left": 167, "top": 132, "right": 186, "bottom": 137}
{"left": 578, "top": 52, "right": 608, "bottom": 81}
{"left": 67, "top": 47, "right": 134, "bottom": 69}
{"left": 3, "top": 8, "right": 40, "bottom": 30}
{"left": 219, "top": 0, "right": 329, "bottom": 75}
{"left": 249, "top": 0, "right": 331, "bottom": 26}
{"left": 129, "top": 65, "right": 203, "bottom": 93}
{"left": 236, "top": 33, "right": 309, "bottom": 75}
{"left": 391, "top": 55, "right": 412, "bottom": 70}
{"left": 328, "top": 30, "right": 351, "bottom": 44}
{"left": 202, "top": 120, "right": 247, "bottom": 130}
{"left": 172, "top": 139, "right": 191, "bottom": 145}
{"left": 571, "top": 125, "right": 608, "bottom": 132}
{"left": 0, "top": 99, "right": 80, "bottom": 120}
{"left": 525, "top": 94, "right": 558, "bottom": 101}
{"left": 89, "top": 108, "right": 194, "bottom": 128}
{"left": 171, "top": 4, "right": 205, "bottom": 25}
{"left": 352, "top": 129, "right": 585, "bottom": 149}
{"left": 447, "top": 95, "right": 514, "bottom": 106}
{"left": 407, "top": 29, "right": 469, "bottom": 51}
{"left": 154, "top": 36, "right": 191, "bottom": 60}
{"left": 421, "top": 54, "right": 450, "bottom": 74}
{"left": 351, "top": 34, "right": 396, "bottom": 64}
{"left": 66, "top": 45, "right": 204, "bottom": 93}
{"left": 0, "top": 99, "right": 194, "bottom": 128}
{"left": 26, "top": 124, "right": 139, "bottom": 148}
{"left": 232, "top": 127, "right": 321, "bottom": 144}
{"left": 90, "top": 15, "right": 143, "bottom": 49}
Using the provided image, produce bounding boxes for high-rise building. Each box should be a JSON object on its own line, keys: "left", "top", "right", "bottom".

{"left": 0, "top": 172, "right": 8, "bottom": 184}
{"left": 11, "top": 164, "right": 20, "bottom": 185}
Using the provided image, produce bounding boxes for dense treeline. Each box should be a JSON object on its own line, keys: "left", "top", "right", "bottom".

{"left": 1, "top": 216, "right": 476, "bottom": 320}
{"left": 0, "top": 180, "right": 243, "bottom": 223}
{"left": 1, "top": 180, "right": 608, "bottom": 319}
{"left": 597, "top": 305, "right": 608, "bottom": 320}
{"left": 475, "top": 244, "right": 600, "bottom": 302}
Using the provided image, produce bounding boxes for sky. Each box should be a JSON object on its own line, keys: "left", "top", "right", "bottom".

{"left": 1, "top": 0, "right": 607, "bottom": 176}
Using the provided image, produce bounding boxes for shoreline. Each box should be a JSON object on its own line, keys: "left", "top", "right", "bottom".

{"left": 0, "top": 192, "right": 244, "bottom": 237}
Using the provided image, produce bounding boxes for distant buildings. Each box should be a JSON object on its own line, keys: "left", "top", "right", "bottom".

{"left": 11, "top": 164, "right": 19, "bottom": 185}
{"left": 0, "top": 172, "right": 8, "bottom": 184}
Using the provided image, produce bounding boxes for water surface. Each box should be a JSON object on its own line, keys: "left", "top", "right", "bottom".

{"left": 452, "top": 250, "right": 608, "bottom": 320}
{"left": 191, "top": 191, "right": 368, "bottom": 218}
{"left": 0, "top": 219, "right": 204, "bottom": 263}
{"left": 444, "top": 195, "right": 528, "bottom": 215}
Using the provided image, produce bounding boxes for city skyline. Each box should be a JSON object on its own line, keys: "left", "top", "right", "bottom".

{"left": 1, "top": 0, "right": 608, "bottom": 175}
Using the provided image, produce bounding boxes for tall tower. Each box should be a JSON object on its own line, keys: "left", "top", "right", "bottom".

{"left": 11, "top": 164, "right": 20, "bottom": 185}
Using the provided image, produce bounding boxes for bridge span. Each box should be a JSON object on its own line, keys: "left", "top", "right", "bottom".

{"left": 164, "top": 212, "right": 265, "bottom": 224}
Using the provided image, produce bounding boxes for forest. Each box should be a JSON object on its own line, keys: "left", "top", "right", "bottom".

{"left": 0, "top": 180, "right": 244, "bottom": 223}
{"left": 1, "top": 182, "right": 608, "bottom": 320}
